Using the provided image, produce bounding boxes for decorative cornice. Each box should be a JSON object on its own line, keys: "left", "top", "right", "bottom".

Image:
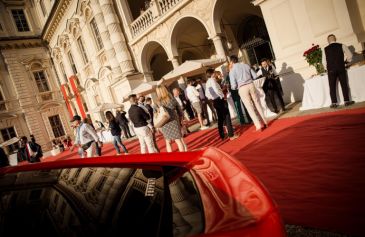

{"left": 42, "top": 0, "right": 73, "bottom": 43}
{"left": 0, "top": 38, "right": 44, "bottom": 50}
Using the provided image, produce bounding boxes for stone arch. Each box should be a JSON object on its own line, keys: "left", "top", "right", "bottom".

{"left": 97, "top": 66, "right": 112, "bottom": 80}
{"left": 169, "top": 15, "right": 213, "bottom": 57}
{"left": 29, "top": 61, "right": 44, "bottom": 71}
{"left": 140, "top": 40, "right": 173, "bottom": 81}
{"left": 140, "top": 40, "right": 170, "bottom": 72}
{"left": 211, "top": 0, "right": 224, "bottom": 35}
{"left": 84, "top": 78, "right": 98, "bottom": 89}
{"left": 210, "top": 0, "right": 270, "bottom": 63}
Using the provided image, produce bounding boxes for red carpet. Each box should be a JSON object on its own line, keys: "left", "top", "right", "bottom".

{"left": 44, "top": 108, "right": 365, "bottom": 236}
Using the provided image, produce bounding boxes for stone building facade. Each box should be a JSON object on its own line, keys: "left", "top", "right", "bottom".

{"left": 0, "top": 0, "right": 72, "bottom": 153}
{"left": 1, "top": 0, "right": 364, "bottom": 153}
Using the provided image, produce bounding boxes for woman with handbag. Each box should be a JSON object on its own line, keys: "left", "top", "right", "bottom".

{"left": 155, "top": 85, "right": 187, "bottom": 152}
{"left": 105, "top": 111, "right": 128, "bottom": 155}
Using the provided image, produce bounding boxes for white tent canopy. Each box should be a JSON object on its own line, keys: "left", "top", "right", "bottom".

{"left": 91, "top": 103, "right": 123, "bottom": 113}
{"left": 131, "top": 80, "right": 163, "bottom": 95}
{"left": 162, "top": 58, "right": 227, "bottom": 83}
{"left": 0, "top": 137, "right": 19, "bottom": 148}
{"left": 122, "top": 80, "right": 164, "bottom": 102}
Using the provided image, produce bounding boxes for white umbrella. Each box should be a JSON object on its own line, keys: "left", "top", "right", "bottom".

{"left": 91, "top": 103, "right": 123, "bottom": 113}
{"left": 0, "top": 137, "right": 19, "bottom": 147}
{"left": 162, "top": 58, "right": 227, "bottom": 84}
{"left": 122, "top": 79, "right": 164, "bottom": 102}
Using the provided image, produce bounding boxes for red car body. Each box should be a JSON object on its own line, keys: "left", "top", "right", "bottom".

{"left": 0, "top": 147, "right": 286, "bottom": 237}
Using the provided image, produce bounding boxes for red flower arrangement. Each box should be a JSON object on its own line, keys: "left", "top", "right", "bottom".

{"left": 303, "top": 44, "right": 325, "bottom": 74}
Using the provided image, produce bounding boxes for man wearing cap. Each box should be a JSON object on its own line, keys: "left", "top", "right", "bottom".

{"left": 70, "top": 115, "right": 101, "bottom": 158}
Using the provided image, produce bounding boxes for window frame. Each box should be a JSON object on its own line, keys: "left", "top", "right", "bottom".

{"left": 77, "top": 37, "right": 89, "bottom": 64}
{"left": 59, "top": 62, "right": 68, "bottom": 82}
{"left": 32, "top": 70, "right": 51, "bottom": 93}
{"left": 10, "top": 8, "right": 30, "bottom": 32}
{"left": 0, "top": 88, "right": 6, "bottom": 111}
{"left": 48, "top": 115, "right": 66, "bottom": 138}
{"left": 68, "top": 51, "right": 78, "bottom": 75}
{"left": 89, "top": 18, "right": 104, "bottom": 51}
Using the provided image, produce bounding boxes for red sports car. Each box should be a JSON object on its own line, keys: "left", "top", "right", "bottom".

{"left": 0, "top": 147, "right": 286, "bottom": 237}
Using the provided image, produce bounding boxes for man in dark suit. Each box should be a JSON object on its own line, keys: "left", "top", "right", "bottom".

{"left": 173, "top": 87, "right": 194, "bottom": 120}
{"left": 116, "top": 108, "right": 133, "bottom": 138}
{"left": 0, "top": 147, "right": 9, "bottom": 167}
{"left": 323, "top": 34, "right": 354, "bottom": 108}
{"left": 18, "top": 136, "right": 42, "bottom": 163}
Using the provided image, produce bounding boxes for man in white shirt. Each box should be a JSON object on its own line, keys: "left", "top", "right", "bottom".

{"left": 185, "top": 79, "right": 208, "bottom": 129}
{"left": 229, "top": 55, "right": 268, "bottom": 131}
{"left": 71, "top": 115, "right": 101, "bottom": 158}
{"left": 205, "top": 68, "right": 237, "bottom": 140}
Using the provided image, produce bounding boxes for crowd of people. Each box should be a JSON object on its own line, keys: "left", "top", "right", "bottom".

{"left": 0, "top": 134, "right": 44, "bottom": 167}
{"left": 65, "top": 54, "right": 288, "bottom": 158}
{"left": 1, "top": 33, "right": 354, "bottom": 164}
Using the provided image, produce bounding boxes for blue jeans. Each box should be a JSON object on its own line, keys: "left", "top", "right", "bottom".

{"left": 113, "top": 135, "right": 128, "bottom": 154}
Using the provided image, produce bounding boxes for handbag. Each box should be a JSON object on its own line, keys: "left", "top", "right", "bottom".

{"left": 81, "top": 140, "right": 94, "bottom": 151}
{"left": 154, "top": 106, "right": 171, "bottom": 128}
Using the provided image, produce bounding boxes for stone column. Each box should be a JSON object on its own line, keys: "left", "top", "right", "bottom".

{"left": 143, "top": 70, "right": 154, "bottom": 82}
{"left": 169, "top": 57, "right": 185, "bottom": 87}
{"left": 211, "top": 35, "right": 226, "bottom": 59}
{"left": 99, "top": 0, "right": 135, "bottom": 76}
{"left": 90, "top": 0, "right": 122, "bottom": 79}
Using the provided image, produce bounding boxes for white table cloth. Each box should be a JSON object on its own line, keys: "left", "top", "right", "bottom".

{"left": 8, "top": 153, "right": 17, "bottom": 166}
{"left": 253, "top": 78, "right": 278, "bottom": 118}
{"left": 300, "top": 65, "right": 365, "bottom": 110}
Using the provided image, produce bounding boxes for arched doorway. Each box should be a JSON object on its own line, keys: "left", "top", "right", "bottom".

{"left": 170, "top": 17, "right": 213, "bottom": 63}
{"left": 141, "top": 41, "right": 173, "bottom": 81}
{"left": 212, "top": 0, "right": 274, "bottom": 65}
{"left": 238, "top": 15, "right": 274, "bottom": 66}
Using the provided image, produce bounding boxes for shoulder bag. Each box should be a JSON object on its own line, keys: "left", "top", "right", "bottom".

{"left": 154, "top": 106, "right": 171, "bottom": 128}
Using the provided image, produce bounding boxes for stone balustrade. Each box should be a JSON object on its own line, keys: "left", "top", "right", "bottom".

{"left": 36, "top": 91, "right": 64, "bottom": 103}
{"left": 130, "top": 0, "right": 184, "bottom": 38}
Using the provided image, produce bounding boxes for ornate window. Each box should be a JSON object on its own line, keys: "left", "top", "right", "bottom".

{"left": 11, "top": 9, "right": 30, "bottom": 32}
{"left": 77, "top": 37, "right": 89, "bottom": 63}
{"left": 49, "top": 115, "right": 65, "bottom": 138}
{"left": 0, "top": 127, "right": 19, "bottom": 153}
{"left": 40, "top": 0, "right": 47, "bottom": 16}
{"left": 33, "top": 70, "right": 50, "bottom": 92}
{"left": 0, "top": 89, "right": 6, "bottom": 111}
{"left": 68, "top": 52, "right": 78, "bottom": 74}
{"left": 60, "top": 62, "right": 68, "bottom": 82}
{"left": 90, "top": 18, "right": 103, "bottom": 50}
